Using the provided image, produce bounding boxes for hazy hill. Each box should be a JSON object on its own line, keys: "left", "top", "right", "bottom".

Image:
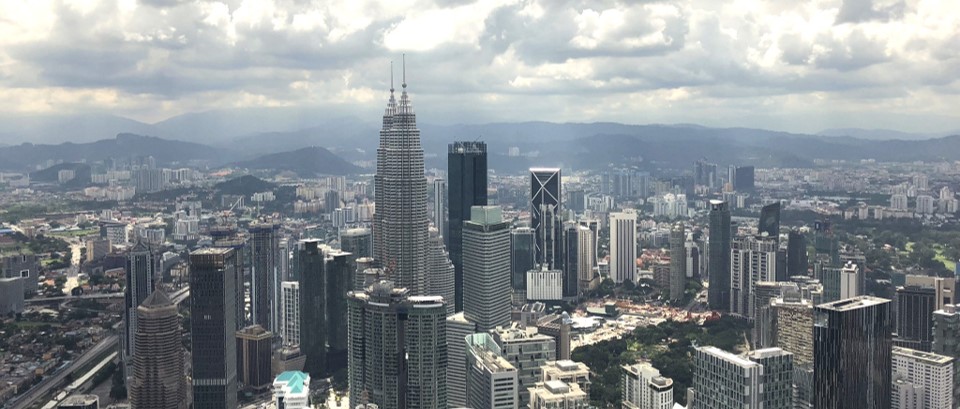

{"left": 29, "top": 163, "right": 92, "bottom": 188}
{"left": 214, "top": 175, "right": 277, "bottom": 196}
{"left": 0, "top": 133, "right": 223, "bottom": 171}
{"left": 230, "top": 146, "right": 363, "bottom": 177}
{"left": 0, "top": 113, "right": 160, "bottom": 144}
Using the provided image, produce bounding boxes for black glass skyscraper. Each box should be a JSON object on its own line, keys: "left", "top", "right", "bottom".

{"left": 511, "top": 227, "right": 536, "bottom": 292}
{"left": 787, "top": 230, "right": 808, "bottom": 276}
{"left": 708, "top": 200, "right": 731, "bottom": 311}
{"left": 563, "top": 222, "right": 579, "bottom": 298}
{"left": 894, "top": 285, "right": 936, "bottom": 352}
{"left": 298, "top": 239, "right": 327, "bottom": 378}
{"left": 813, "top": 296, "right": 892, "bottom": 409}
{"left": 531, "top": 168, "right": 562, "bottom": 270}
{"left": 759, "top": 202, "right": 781, "bottom": 239}
{"left": 190, "top": 247, "right": 238, "bottom": 409}
{"left": 734, "top": 165, "right": 755, "bottom": 191}
{"left": 447, "top": 141, "right": 487, "bottom": 312}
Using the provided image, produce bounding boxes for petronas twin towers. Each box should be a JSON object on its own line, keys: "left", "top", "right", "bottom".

{"left": 373, "top": 62, "right": 451, "bottom": 302}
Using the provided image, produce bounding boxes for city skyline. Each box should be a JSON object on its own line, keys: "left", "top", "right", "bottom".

{"left": 0, "top": 1, "right": 958, "bottom": 134}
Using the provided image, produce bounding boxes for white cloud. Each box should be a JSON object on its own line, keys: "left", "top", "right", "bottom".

{"left": 0, "top": 0, "right": 955, "bottom": 133}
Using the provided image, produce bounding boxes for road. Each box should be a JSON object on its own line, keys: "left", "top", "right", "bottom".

{"left": 25, "top": 293, "right": 124, "bottom": 304}
{"left": 9, "top": 335, "right": 118, "bottom": 409}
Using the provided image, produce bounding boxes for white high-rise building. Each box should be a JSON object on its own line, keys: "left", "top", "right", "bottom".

{"left": 576, "top": 225, "right": 596, "bottom": 290}
{"left": 427, "top": 227, "right": 456, "bottom": 317}
{"left": 692, "top": 346, "right": 793, "bottom": 409}
{"left": 891, "top": 194, "right": 909, "bottom": 211}
{"left": 622, "top": 362, "right": 674, "bottom": 409}
{"left": 891, "top": 347, "right": 953, "bottom": 409}
{"left": 528, "top": 381, "right": 589, "bottom": 409}
{"left": 465, "top": 333, "right": 520, "bottom": 409}
{"left": 609, "top": 210, "right": 638, "bottom": 283}
{"left": 840, "top": 262, "right": 862, "bottom": 301}
{"left": 280, "top": 281, "right": 300, "bottom": 346}
{"left": 273, "top": 371, "right": 311, "bottom": 409}
{"left": 916, "top": 194, "right": 935, "bottom": 214}
{"left": 729, "top": 235, "right": 778, "bottom": 318}
{"left": 526, "top": 268, "right": 564, "bottom": 301}
{"left": 446, "top": 312, "right": 478, "bottom": 408}
{"left": 462, "top": 206, "right": 512, "bottom": 331}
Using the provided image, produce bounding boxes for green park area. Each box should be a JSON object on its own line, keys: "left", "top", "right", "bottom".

{"left": 572, "top": 316, "right": 750, "bottom": 407}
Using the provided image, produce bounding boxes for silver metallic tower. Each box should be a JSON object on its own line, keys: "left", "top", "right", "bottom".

{"left": 373, "top": 60, "right": 430, "bottom": 295}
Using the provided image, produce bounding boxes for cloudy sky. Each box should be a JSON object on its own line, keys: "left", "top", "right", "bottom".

{"left": 0, "top": 0, "right": 958, "bottom": 133}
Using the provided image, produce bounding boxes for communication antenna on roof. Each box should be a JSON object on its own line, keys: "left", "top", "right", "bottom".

{"left": 474, "top": 134, "right": 483, "bottom": 142}
{"left": 402, "top": 54, "right": 407, "bottom": 89}
{"left": 390, "top": 60, "right": 394, "bottom": 93}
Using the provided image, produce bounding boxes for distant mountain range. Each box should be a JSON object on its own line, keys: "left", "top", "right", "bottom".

{"left": 0, "top": 133, "right": 222, "bottom": 170}
{"left": 0, "top": 110, "right": 958, "bottom": 173}
{"left": 230, "top": 146, "right": 364, "bottom": 176}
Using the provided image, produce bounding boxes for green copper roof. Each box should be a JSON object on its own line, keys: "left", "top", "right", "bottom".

{"left": 276, "top": 371, "right": 308, "bottom": 394}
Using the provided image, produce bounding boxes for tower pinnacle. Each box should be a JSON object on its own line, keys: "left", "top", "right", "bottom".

{"left": 402, "top": 53, "right": 407, "bottom": 89}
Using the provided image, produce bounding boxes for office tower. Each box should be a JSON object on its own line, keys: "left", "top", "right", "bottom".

{"left": 189, "top": 247, "right": 238, "bottom": 409}
{"left": 813, "top": 296, "right": 893, "bottom": 409}
{"left": 280, "top": 281, "right": 300, "bottom": 345}
{"left": 729, "top": 235, "right": 778, "bottom": 318}
{"left": 58, "top": 395, "right": 99, "bottom": 409}
{"left": 324, "top": 189, "right": 341, "bottom": 213}
{"left": 279, "top": 238, "right": 291, "bottom": 282}
{"left": 748, "top": 348, "right": 794, "bottom": 409}
{"left": 526, "top": 268, "right": 564, "bottom": 301}
{"left": 463, "top": 206, "right": 511, "bottom": 331}
{"left": 609, "top": 210, "right": 638, "bottom": 283}
{"left": 347, "top": 281, "right": 447, "bottom": 409}
{"left": 511, "top": 227, "right": 536, "bottom": 292}
{"left": 760, "top": 202, "right": 781, "bottom": 239}
{"left": 273, "top": 371, "right": 311, "bottom": 409}
{"left": 668, "top": 223, "right": 686, "bottom": 302}
{"left": 530, "top": 168, "right": 563, "bottom": 270}
{"left": 895, "top": 285, "right": 936, "bottom": 351}
{"left": 123, "top": 241, "right": 156, "bottom": 382}
{"left": 326, "top": 250, "right": 351, "bottom": 369}
{"left": 493, "top": 325, "right": 557, "bottom": 403}
{"left": 528, "top": 381, "right": 588, "bottom": 408}
{"left": 249, "top": 222, "right": 280, "bottom": 333}
{"left": 446, "top": 312, "right": 478, "bottom": 408}
{"left": 692, "top": 346, "right": 793, "bottom": 409}
{"left": 210, "top": 226, "right": 247, "bottom": 329}
{"left": 373, "top": 76, "right": 430, "bottom": 296}
{"left": 235, "top": 325, "right": 273, "bottom": 393}
{"left": 821, "top": 261, "right": 862, "bottom": 303}
{"left": 541, "top": 360, "right": 591, "bottom": 396}
{"left": 770, "top": 289, "right": 815, "bottom": 409}
{"left": 576, "top": 225, "right": 596, "bottom": 291}
{"left": 753, "top": 282, "right": 790, "bottom": 348}
{"left": 787, "top": 230, "right": 808, "bottom": 276}
{"left": 448, "top": 141, "right": 488, "bottom": 311}
{"left": 734, "top": 165, "right": 755, "bottom": 191}
{"left": 708, "top": 200, "right": 731, "bottom": 311}
{"left": 128, "top": 290, "right": 187, "bottom": 409}
{"left": 537, "top": 313, "right": 573, "bottom": 361}
{"left": 932, "top": 305, "right": 960, "bottom": 406}
{"left": 562, "top": 222, "right": 579, "bottom": 298}
{"left": 297, "top": 239, "right": 326, "bottom": 378}
{"left": 433, "top": 178, "right": 447, "bottom": 238}
{"left": 426, "top": 228, "right": 456, "bottom": 316}
{"left": 891, "top": 347, "right": 953, "bottom": 409}
{"left": 466, "top": 333, "right": 520, "bottom": 409}
{"left": 568, "top": 190, "right": 586, "bottom": 213}
{"left": 340, "top": 227, "right": 373, "bottom": 262}
{"left": 622, "top": 362, "right": 674, "bottom": 409}
{"left": 905, "top": 274, "right": 956, "bottom": 309}
{"left": 694, "top": 159, "right": 718, "bottom": 188}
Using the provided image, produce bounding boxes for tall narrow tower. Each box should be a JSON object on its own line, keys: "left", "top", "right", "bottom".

{"left": 123, "top": 240, "right": 156, "bottom": 382}
{"left": 447, "top": 141, "right": 488, "bottom": 311}
{"left": 373, "top": 60, "right": 430, "bottom": 296}
{"left": 129, "top": 289, "right": 187, "bottom": 409}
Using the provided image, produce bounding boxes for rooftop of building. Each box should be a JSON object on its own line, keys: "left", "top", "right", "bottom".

{"left": 495, "top": 323, "right": 551, "bottom": 341}
{"left": 59, "top": 394, "right": 98, "bottom": 406}
{"left": 935, "top": 304, "right": 958, "bottom": 315}
{"left": 697, "top": 346, "right": 758, "bottom": 368}
{"left": 892, "top": 347, "right": 954, "bottom": 365}
{"left": 746, "top": 348, "right": 792, "bottom": 360}
{"left": 190, "top": 247, "right": 232, "bottom": 255}
{"left": 817, "top": 295, "right": 890, "bottom": 311}
{"left": 545, "top": 360, "right": 590, "bottom": 373}
{"left": 274, "top": 371, "right": 310, "bottom": 394}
